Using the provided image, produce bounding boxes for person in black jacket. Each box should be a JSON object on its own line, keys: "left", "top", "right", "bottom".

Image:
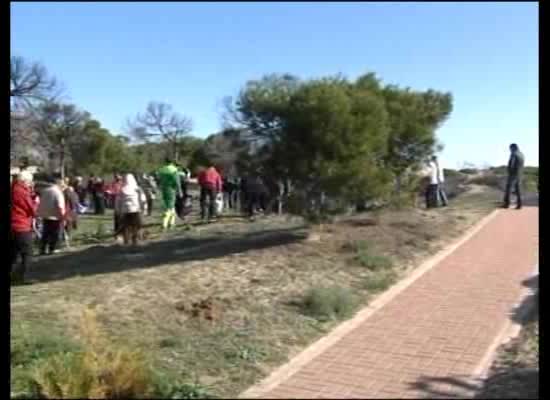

{"left": 503, "top": 143, "right": 525, "bottom": 209}
{"left": 245, "top": 174, "right": 268, "bottom": 219}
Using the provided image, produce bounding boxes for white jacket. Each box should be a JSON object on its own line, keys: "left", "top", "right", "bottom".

{"left": 428, "top": 161, "right": 445, "bottom": 184}
{"left": 115, "top": 186, "right": 145, "bottom": 214}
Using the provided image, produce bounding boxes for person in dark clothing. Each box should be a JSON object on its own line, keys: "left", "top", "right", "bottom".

{"left": 503, "top": 143, "right": 525, "bottom": 209}
{"left": 93, "top": 178, "right": 106, "bottom": 215}
{"left": 223, "top": 177, "right": 238, "bottom": 210}
{"left": 74, "top": 177, "right": 88, "bottom": 208}
{"left": 10, "top": 171, "right": 36, "bottom": 284}
{"left": 245, "top": 175, "right": 268, "bottom": 219}
{"left": 239, "top": 176, "right": 248, "bottom": 213}
{"left": 87, "top": 176, "right": 95, "bottom": 205}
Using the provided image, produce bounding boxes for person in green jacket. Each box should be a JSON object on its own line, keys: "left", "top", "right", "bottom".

{"left": 156, "top": 158, "right": 182, "bottom": 230}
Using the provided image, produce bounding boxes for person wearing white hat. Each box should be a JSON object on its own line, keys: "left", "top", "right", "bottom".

{"left": 10, "top": 170, "right": 36, "bottom": 284}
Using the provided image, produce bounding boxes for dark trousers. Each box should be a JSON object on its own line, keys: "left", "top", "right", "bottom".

{"left": 200, "top": 187, "right": 216, "bottom": 220}
{"left": 40, "top": 220, "right": 62, "bottom": 254}
{"left": 438, "top": 184, "right": 448, "bottom": 206}
{"left": 425, "top": 184, "right": 439, "bottom": 208}
{"left": 504, "top": 176, "right": 522, "bottom": 207}
{"left": 114, "top": 214, "right": 121, "bottom": 235}
{"left": 224, "top": 190, "right": 238, "bottom": 209}
{"left": 93, "top": 194, "right": 105, "bottom": 215}
{"left": 146, "top": 197, "right": 154, "bottom": 216}
{"left": 247, "top": 192, "right": 267, "bottom": 217}
{"left": 240, "top": 190, "right": 248, "bottom": 213}
{"left": 10, "top": 231, "right": 33, "bottom": 281}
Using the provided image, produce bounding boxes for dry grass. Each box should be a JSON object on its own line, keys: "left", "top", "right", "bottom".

{"left": 11, "top": 186, "right": 503, "bottom": 397}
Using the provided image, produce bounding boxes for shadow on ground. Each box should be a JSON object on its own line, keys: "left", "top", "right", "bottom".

{"left": 27, "top": 226, "right": 308, "bottom": 284}
{"left": 410, "top": 271, "right": 539, "bottom": 399}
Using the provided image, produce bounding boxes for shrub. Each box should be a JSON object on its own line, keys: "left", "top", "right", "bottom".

{"left": 343, "top": 239, "right": 370, "bottom": 253}
{"left": 356, "top": 253, "right": 393, "bottom": 270}
{"left": 443, "top": 168, "right": 462, "bottom": 178}
{"left": 459, "top": 168, "right": 479, "bottom": 175}
{"left": 26, "top": 309, "right": 152, "bottom": 399}
{"left": 302, "top": 286, "right": 356, "bottom": 321}
{"left": 470, "top": 173, "right": 504, "bottom": 189}
{"left": 363, "top": 270, "right": 398, "bottom": 292}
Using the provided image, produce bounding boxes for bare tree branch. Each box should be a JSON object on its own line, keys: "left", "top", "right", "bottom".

{"left": 10, "top": 56, "right": 63, "bottom": 113}
{"left": 127, "top": 101, "right": 194, "bottom": 161}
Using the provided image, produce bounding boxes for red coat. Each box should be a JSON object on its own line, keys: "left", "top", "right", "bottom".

{"left": 11, "top": 181, "right": 36, "bottom": 233}
{"left": 198, "top": 167, "right": 223, "bottom": 192}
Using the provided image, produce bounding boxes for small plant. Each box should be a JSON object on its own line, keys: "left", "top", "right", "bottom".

{"left": 26, "top": 309, "right": 153, "bottom": 399}
{"left": 302, "top": 286, "right": 356, "bottom": 321}
{"left": 152, "top": 373, "right": 217, "bottom": 399}
{"left": 158, "top": 337, "right": 180, "bottom": 348}
{"left": 356, "top": 253, "right": 393, "bottom": 270}
{"left": 363, "top": 270, "right": 398, "bottom": 292}
{"left": 224, "top": 343, "right": 266, "bottom": 365}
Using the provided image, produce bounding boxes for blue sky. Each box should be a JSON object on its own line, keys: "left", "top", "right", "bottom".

{"left": 11, "top": 2, "right": 538, "bottom": 168}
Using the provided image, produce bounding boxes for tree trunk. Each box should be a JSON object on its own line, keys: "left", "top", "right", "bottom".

{"left": 59, "top": 138, "right": 66, "bottom": 179}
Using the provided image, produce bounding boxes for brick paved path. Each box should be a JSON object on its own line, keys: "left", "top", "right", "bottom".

{"left": 242, "top": 208, "right": 538, "bottom": 399}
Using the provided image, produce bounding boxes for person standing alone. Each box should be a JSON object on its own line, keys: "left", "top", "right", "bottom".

{"left": 503, "top": 143, "right": 525, "bottom": 209}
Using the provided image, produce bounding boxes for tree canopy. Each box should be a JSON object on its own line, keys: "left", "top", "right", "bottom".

{"left": 11, "top": 55, "right": 455, "bottom": 206}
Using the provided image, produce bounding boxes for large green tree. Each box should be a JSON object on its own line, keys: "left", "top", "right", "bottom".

{"left": 382, "top": 85, "right": 453, "bottom": 192}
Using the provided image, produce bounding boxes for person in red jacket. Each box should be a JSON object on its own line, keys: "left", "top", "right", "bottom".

{"left": 197, "top": 164, "right": 222, "bottom": 222}
{"left": 10, "top": 171, "right": 37, "bottom": 284}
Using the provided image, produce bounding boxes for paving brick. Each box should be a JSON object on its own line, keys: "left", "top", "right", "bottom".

{"left": 253, "top": 208, "right": 538, "bottom": 399}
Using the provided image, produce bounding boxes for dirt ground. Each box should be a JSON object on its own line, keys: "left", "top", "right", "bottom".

{"left": 11, "top": 186, "right": 507, "bottom": 397}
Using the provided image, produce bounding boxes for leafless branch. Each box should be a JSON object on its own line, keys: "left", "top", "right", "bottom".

{"left": 10, "top": 56, "right": 63, "bottom": 113}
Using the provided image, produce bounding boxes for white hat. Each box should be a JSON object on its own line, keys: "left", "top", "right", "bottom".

{"left": 17, "top": 170, "right": 33, "bottom": 185}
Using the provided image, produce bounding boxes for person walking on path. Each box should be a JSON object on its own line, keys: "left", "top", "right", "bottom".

{"left": 198, "top": 164, "right": 223, "bottom": 222}
{"left": 157, "top": 158, "right": 183, "bottom": 230}
{"left": 503, "top": 143, "right": 525, "bottom": 209}
{"left": 37, "top": 175, "right": 66, "bottom": 255}
{"left": 114, "top": 174, "right": 146, "bottom": 246}
{"left": 10, "top": 171, "right": 37, "bottom": 284}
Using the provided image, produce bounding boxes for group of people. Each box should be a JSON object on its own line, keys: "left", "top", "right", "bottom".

{"left": 422, "top": 143, "right": 526, "bottom": 210}
{"left": 10, "top": 143, "right": 527, "bottom": 285}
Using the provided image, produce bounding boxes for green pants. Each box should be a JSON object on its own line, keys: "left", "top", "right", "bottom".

{"left": 160, "top": 188, "right": 177, "bottom": 229}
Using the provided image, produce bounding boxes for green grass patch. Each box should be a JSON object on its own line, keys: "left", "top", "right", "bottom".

{"left": 363, "top": 270, "right": 398, "bottom": 292}
{"left": 302, "top": 286, "right": 357, "bottom": 321}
